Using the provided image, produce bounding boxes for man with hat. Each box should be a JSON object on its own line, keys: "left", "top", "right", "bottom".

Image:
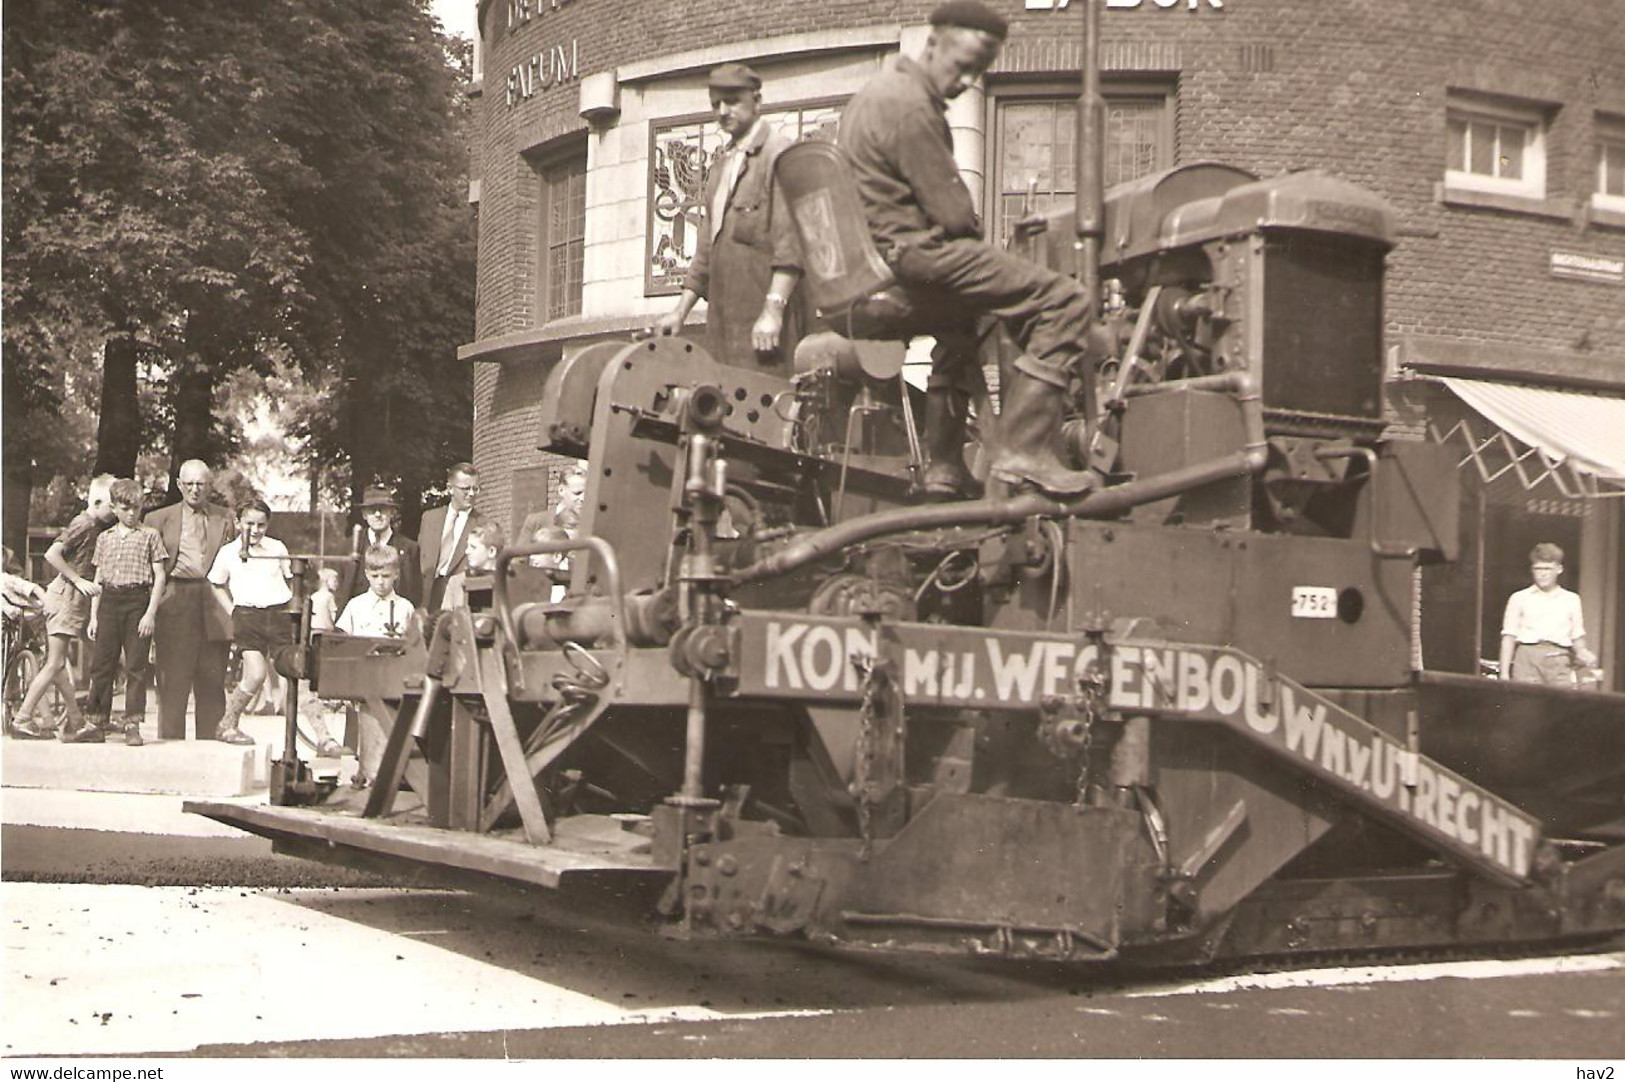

{"left": 652, "top": 62, "right": 808, "bottom": 372}
{"left": 346, "top": 484, "right": 422, "bottom": 608}
{"left": 837, "top": 0, "right": 1097, "bottom": 498}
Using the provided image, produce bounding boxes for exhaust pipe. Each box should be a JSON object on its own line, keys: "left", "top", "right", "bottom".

{"left": 1075, "top": 0, "right": 1104, "bottom": 315}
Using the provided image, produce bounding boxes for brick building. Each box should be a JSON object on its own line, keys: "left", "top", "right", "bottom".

{"left": 460, "top": 0, "right": 1625, "bottom": 685}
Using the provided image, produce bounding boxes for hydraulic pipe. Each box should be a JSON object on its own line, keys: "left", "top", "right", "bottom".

{"left": 1074, "top": 0, "right": 1104, "bottom": 313}
{"left": 731, "top": 372, "right": 1265, "bottom": 585}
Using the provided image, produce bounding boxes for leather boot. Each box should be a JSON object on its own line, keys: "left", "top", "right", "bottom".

{"left": 921, "top": 386, "right": 977, "bottom": 500}
{"left": 216, "top": 688, "right": 255, "bottom": 745}
{"left": 988, "top": 360, "right": 1097, "bottom": 495}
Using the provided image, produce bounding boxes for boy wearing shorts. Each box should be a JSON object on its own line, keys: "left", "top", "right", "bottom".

{"left": 12, "top": 474, "right": 115, "bottom": 741}
{"left": 207, "top": 498, "right": 292, "bottom": 746}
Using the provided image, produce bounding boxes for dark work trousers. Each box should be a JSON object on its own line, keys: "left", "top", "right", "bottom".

{"left": 154, "top": 579, "right": 231, "bottom": 739}
{"left": 87, "top": 585, "right": 153, "bottom": 723}
{"left": 883, "top": 236, "right": 1094, "bottom": 389}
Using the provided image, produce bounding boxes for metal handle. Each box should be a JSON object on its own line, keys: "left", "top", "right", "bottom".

{"left": 1313, "top": 447, "right": 1417, "bottom": 559}
{"left": 494, "top": 536, "right": 629, "bottom": 661}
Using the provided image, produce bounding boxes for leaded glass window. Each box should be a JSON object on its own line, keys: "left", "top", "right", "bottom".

{"left": 647, "top": 99, "right": 843, "bottom": 295}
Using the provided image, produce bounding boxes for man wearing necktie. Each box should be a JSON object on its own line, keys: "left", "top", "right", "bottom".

{"left": 652, "top": 63, "right": 807, "bottom": 372}
{"left": 418, "top": 462, "right": 481, "bottom": 611}
{"left": 144, "top": 459, "right": 236, "bottom": 740}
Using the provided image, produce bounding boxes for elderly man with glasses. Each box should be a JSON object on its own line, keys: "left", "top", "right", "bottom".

{"left": 418, "top": 462, "right": 483, "bottom": 611}
{"left": 145, "top": 459, "right": 239, "bottom": 741}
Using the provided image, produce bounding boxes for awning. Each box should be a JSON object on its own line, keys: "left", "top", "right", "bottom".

{"left": 1432, "top": 377, "right": 1625, "bottom": 497}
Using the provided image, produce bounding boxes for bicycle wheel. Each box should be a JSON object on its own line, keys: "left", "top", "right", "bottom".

{"left": 3, "top": 648, "right": 40, "bottom": 726}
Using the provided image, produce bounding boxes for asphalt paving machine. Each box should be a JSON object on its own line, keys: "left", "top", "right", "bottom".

{"left": 190, "top": 1, "right": 1625, "bottom": 966}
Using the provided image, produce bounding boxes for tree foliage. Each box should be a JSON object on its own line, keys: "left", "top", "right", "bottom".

{"left": 3, "top": 0, "right": 473, "bottom": 541}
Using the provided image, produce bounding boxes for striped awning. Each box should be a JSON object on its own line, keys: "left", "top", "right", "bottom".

{"left": 1432, "top": 377, "right": 1625, "bottom": 497}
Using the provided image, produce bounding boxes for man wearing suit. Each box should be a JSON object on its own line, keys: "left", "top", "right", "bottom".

{"left": 652, "top": 63, "right": 806, "bottom": 372}
{"left": 345, "top": 486, "right": 423, "bottom": 608}
{"left": 419, "top": 462, "right": 481, "bottom": 611}
{"left": 144, "top": 459, "right": 234, "bottom": 740}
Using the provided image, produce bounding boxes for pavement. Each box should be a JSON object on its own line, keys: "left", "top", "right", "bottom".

{"left": 2, "top": 697, "right": 341, "bottom": 842}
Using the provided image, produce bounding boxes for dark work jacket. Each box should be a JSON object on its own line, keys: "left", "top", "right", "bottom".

{"left": 838, "top": 56, "right": 982, "bottom": 255}
{"left": 682, "top": 118, "right": 807, "bottom": 372}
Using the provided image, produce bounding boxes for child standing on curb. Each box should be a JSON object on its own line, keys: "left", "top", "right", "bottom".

{"left": 309, "top": 567, "right": 341, "bottom": 633}
{"left": 299, "top": 565, "right": 351, "bottom": 759}
{"left": 11, "top": 474, "right": 116, "bottom": 741}
{"left": 207, "top": 498, "right": 292, "bottom": 746}
{"left": 80, "top": 479, "right": 168, "bottom": 745}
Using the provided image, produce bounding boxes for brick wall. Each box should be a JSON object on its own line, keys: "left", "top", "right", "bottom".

{"left": 469, "top": 0, "right": 1625, "bottom": 531}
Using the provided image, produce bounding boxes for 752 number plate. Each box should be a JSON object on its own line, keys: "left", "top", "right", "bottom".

{"left": 1291, "top": 586, "right": 1338, "bottom": 619}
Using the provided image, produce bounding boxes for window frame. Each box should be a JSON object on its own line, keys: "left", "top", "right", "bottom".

{"left": 1595, "top": 114, "right": 1625, "bottom": 214}
{"left": 644, "top": 94, "right": 847, "bottom": 298}
{"left": 529, "top": 137, "right": 588, "bottom": 326}
{"left": 983, "top": 79, "right": 1175, "bottom": 247}
{"left": 1444, "top": 93, "right": 1548, "bottom": 201}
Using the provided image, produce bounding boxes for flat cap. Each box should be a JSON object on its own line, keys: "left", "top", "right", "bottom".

{"left": 707, "top": 62, "right": 762, "bottom": 91}
{"left": 359, "top": 485, "right": 399, "bottom": 509}
{"left": 930, "top": 0, "right": 1009, "bottom": 39}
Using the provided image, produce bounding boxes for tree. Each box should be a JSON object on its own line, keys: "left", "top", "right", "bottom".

{"left": 4, "top": 0, "right": 475, "bottom": 539}
{"left": 3, "top": 0, "right": 313, "bottom": 509}
{"left": 272, "top": 2, "right": 476, "bottom": 533}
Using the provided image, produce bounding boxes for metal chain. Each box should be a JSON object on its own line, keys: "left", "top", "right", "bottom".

{"left": 851, "top": 653, "right": 878, "bottom": 857}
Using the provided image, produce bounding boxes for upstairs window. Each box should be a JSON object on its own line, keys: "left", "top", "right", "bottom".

{"left": 535, "top": 150, "right": 586, "bottom": 323}
{"left": 1596, "top": 116, "right": 1625, "bottom": 213}
{"left": 1445, "top": 94, "right": 1547, "bottom": 200}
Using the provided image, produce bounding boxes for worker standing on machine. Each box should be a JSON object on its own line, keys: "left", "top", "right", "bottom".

{"left": 653, "top": 63, "right": 807, "bottom": 372}
{"left": 838, "top": 0, "right": 1097, "bottom": 498}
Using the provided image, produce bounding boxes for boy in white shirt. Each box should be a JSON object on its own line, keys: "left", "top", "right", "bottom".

{"left": 298, "top": 565, "right": 348, "bottom": 758}
{"left": 207, "top": 498, "right": 293, "bottom": 745}
{"left": 1499, "top": 542, "right": 1597, "bottom": 685}
{"left": 337, "top": 544, "right": 414, "bottom": 637}
{"left": 309, "top": 566, "right": 341, "bottom": 632}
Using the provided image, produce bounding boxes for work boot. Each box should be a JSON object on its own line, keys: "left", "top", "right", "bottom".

{"left": 216, "top": 688, "right": 255, "bottom": 746}
{"left": 121, "top": 717, "right": 144, "bottom": 747}
{"left": 921, "top": 386, "right": 978, "bottom": 500}
{"left": 987, "top": 362, "right": 1097, "bottom": 496}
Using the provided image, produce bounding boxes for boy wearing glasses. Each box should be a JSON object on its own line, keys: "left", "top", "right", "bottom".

{"left": 1499, "top": 542, "right": 1597, "bottom": 685}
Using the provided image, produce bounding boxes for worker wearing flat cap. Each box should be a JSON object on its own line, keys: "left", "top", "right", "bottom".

{"left": 653, "top": 62, "right": 808, "bottom": 373}
{"left": 837, "top": 0, "right": 1098, "bottom": 498}
{"left": 344, "top": 485, "right": 422, "bottom": 607}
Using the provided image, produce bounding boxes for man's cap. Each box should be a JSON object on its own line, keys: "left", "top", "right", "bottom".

{"left": 708, "top": 62, "right": 762, "bottom": 91}
{"left": 930, "top": 0, "right": 1009, "bottom": 39}
{"left": 359, "top": 485, "right": 399, "bottom": 510}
